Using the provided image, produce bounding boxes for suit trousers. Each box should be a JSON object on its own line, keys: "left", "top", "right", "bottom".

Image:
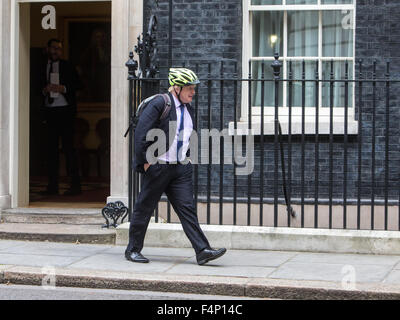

{"left": 126, "top": 163, "right": 211, "bottom": 255}
{"left": 44, "top": 106, "right": 81, "bottom": 190}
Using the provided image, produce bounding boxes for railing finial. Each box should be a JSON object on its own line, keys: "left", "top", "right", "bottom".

{"left": 126, "top": 51, "right": 138, "bottom": 80}
{"left": 271, "top": 53, "right": 282, "bottom": 79}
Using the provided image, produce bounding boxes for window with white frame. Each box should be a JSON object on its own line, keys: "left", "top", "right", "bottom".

{"left": 242, "top": 0, "right": 355, "bottom": 122}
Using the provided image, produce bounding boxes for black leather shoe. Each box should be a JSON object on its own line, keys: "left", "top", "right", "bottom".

{"left": 196, "top": 248, "right": 227, "bottom": 266}
{"left": 125, "top": 251, "right": 150, "bottom": 263}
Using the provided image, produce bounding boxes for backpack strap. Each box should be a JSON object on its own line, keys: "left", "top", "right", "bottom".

{"left": 124, "top": 93, "right": 172, "bottom": 138}
{"left": 159, "top": 93, "right": 172, "bottom": 120}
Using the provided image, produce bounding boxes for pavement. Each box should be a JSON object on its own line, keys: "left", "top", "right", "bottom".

{"left": 1, "top": 240, "right": 400, "bottom": 299}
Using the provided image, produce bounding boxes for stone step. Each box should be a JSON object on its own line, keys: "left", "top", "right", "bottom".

{"left": 0, "top": 208, "right": 108, "bottom": 225}
{"left": 0, "top": 223, "right": 116, "bottom": 244}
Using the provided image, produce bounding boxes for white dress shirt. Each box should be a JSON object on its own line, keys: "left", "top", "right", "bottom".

{"left": 44, "top": 60, "right": 69, "bottom": 107}
{"left": 158, "top": 94, "right": 193, "bottom": 163}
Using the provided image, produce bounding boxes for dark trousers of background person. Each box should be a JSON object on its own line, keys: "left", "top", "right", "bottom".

{"left": 126, "top": 162, "right": 211, "bottom": 255}
{"left": 44, "top": 106, "right": 81, "bottom": 191}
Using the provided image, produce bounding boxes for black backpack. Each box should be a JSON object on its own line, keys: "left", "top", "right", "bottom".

{"left": 124, "top": 93, "right": 172, "bottom": 138}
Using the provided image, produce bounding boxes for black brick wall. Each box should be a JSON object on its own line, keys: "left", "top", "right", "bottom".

{"left": 144, "top": 0, "right": 242, "bottom": 75}
{"left": 141, "top": 0, "right": 400, "bottom": 202}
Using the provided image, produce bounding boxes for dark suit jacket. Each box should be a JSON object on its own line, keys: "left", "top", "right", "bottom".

{"left": 133, "top": 92, "right": 197, "bottom": 173}
{"left": 39, "top": 59, "right": 80, "bottom": 110}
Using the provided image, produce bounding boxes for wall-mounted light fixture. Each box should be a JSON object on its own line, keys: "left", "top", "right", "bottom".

{"left": 270, "top": 34, "right": 278, "bottom": 48}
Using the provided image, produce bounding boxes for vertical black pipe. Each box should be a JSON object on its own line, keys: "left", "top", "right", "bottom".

{"left": 126, "top": 52, "right": 139, "bottom": 222}
{"left": 127, "top": 56, "right": 134, "bottom": 222}
{"left": 233, "top": 61, "right": 238, "bottom": 226}
{"left": 288, "top": 61, "right": 293, "bottom": 227}
{"left": 167, "top": 70, "right": 171, "bottom": 221}
{"left": 135, "top": 78, "right": 142, "bottom": 202}
{"left": 272, "top": 53, "right": 282, "bottom": 228}
{"left": 167, "top": 61, "right": 171, "bottom": 224}
{"left": 301, "top": 60, "right": 305, "bottom": 228}
{"left": 194, "top": 63, "right": 199, "bottom": 211}
{"left": 314, "top": 60, "right": 319, "bottom": 228}
{"left": 371, "top": 60, "right": 376, "bottom": 229}
{"left": 329, "top": 60, "right": 334, "bottom": 229}
{"left": 207, "top": 63, "right": 212, "bottom": 224}
{"left": 357, "top": 59, "right": 363, "bottom": 230}
{"left": 260, "top": 60, "right": 265, "bottom": 226}
{"left": 133, "top": 78, "right": 138, "bottom": 214}
{"left": 248, "top": 61, "right": 252, "bottom": 226}
{"left": 168, "top": 0, "right": 173, "bottom": 69}
{"left": 384, "top": 61, "right": 390, "bottom": 230}
{"left": 219, "top": 61, "right": 224, "bottom": 225}
{"left": 343, "top": 61, "right": 349, "bottom": 229}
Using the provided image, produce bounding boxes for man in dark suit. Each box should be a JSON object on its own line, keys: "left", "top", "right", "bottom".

{"left": 40, "top": 39, "right": 81, "bottom": 196}
{"left": 125, "top": 68, "right": 227, "bottom": 266}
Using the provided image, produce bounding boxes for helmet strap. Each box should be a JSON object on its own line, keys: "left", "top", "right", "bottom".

{"left": 174, "top": 86, "right": 184, "bottom": 106}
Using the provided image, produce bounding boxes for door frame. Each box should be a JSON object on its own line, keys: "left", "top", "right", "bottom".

{"left": 9, "top": 0, "right": 142, "bottom": 208}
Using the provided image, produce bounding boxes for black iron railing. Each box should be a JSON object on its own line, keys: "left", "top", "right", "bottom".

{"left": 125, "top": 53, "right": 400, "bottom": 231}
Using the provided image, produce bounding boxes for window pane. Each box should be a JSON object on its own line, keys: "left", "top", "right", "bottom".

{"left": 287, "top": 61, "right": 318, "bottom": 108}
{"left": 288, "top": 11, "right": 319, "bottom": 57}
{"left": 286, "top": 0, "right": 317, "bottom": 4}
{"left": 252, "top": 11, "right": 283, "bottom": 57}
{"left": 251, "top": 61, "right": 283, "bottom": 107}
{"left": 322, "top": 61, "right": 353, "bottom": 108}
{"left": 321, "top": 0, "right": 353, "bottom": 4}
{"left": 251, "top": 0, "right": 282, "bottom": 4}
{"left": 322, "top": 11, "right": 353, "bottom": 57}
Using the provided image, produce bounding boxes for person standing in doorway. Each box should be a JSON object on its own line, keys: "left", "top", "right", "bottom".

{"left": 40, "top": 39, "right": 81, "bottom": 196}
{"left": 125, "top": 68, "right": 227, "bottom": 265}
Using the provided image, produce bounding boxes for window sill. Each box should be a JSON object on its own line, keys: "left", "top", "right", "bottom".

{"left": 228, "top": 119, "right": 359, "bottom": 136}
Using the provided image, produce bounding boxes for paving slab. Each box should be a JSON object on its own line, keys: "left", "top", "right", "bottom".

{"left": 213, "top": 249, "right": 296, "bottom": 267}
{"left": 0, "top": 240, "right": 26, "bottom": 251}
{"left": 383, "top": 270, "right": 400, "bottom": 285}
{"left": 103, "top": 245, "right": 196, "bottom": 258}
{"left": 0, "top": 253, "right": 83, "bottom": 268}
{"left": 67, "top": 253, "right": 189, "bottom": 273}
{"left": 291, "top": 252, "right": 400, "bottom": 266}
{"left": 166, "top": 262, "right": 276, "bottom": 278}
{"left": 268, "top": 262, "right": 393, "bottom": 283}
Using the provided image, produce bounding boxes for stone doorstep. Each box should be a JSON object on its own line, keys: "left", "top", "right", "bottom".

{"left": 1, "top": 266, "right": 400, "bottom": 300}
{"left": 0, "top": 208, "right": 106, "bottom": 225}
{"left": 117, "top": 223, "right": 400, "bottom": 255}
{"left": 0, "top": 223, "right": 116, "bottom": 245}
{"left": 0, "top": 209, "right": 161, "bottom": 226}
